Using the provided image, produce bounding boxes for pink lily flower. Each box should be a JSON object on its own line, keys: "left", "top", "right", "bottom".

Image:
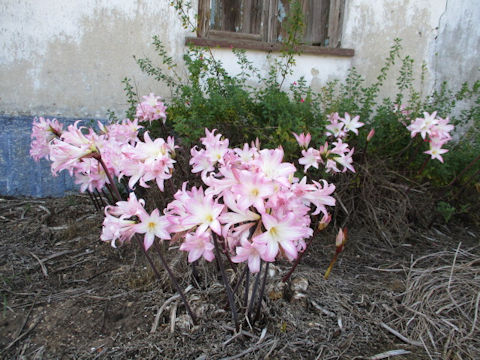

{"left": 340, "top": 112, "right": 364, "bottom": 135}
{"left": 255, "top": 212, "right": 312, "bottom": 262}
{"left": 30, "top": 117, "right": 63, "bottom": 161}
{"left": 179, "top": 229, "right": 215, "bottom": 262}
{"left": 292, "top": 132, "right": 312, "bottom": 148}
{"left": 231, "top": 237, "right": 266, "bottom": 273}
{"left": 299, "top": 148, "right": 321, "bottom": 171}
{"left": 425, "top": 139, "right": 449, "bottom": 163}
{"left": 134, "top": 208, "right": 171, "bottom": 250}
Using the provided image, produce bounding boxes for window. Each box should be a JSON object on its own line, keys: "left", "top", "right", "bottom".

{"left": 186, "top": 0, "right": 353, "bottom": 57}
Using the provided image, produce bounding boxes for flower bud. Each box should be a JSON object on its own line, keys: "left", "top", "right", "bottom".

{"left": 335, "top": 228, "right": 347, "bottom": 252}
{"left": 367, "top": 129, "right": 375, "bottom": 142}
{"left": 318, "top": 213, "right": 331, "bottom": 231}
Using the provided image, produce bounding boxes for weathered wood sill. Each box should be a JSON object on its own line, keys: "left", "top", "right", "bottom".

{"left": 185, "top": 37, "right": 354, "bottom": 57}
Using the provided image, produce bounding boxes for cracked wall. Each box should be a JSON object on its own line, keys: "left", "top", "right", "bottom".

{"left": 342, "top": 0, "right": 479, "bottom": 99}
{"left": 1, "top": 0, "right": 479, "bottom": 119}
{"left": 1, "top": 0, "right": 479, "bottom": 197}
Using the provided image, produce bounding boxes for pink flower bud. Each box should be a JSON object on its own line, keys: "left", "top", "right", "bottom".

{"left": 367, "top": 129, "right": 375, "bottom": 142}
{"left": 318, "top": 213, "right": 331, "bottom": 231}
{"left": 335, "top": 228, "right": 347, "bottom": 251}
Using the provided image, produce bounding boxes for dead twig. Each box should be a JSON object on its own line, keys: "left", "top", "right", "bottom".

{"left": 150, "top": 285, "right": 193, "bottom": 333}
{"left": 369, "top": 349, "right": 411, "bottom": 360}
{"left": 219, "top": 339, "right": 274, "bottom": 360}
{"left": 3, "top": 316, "right": 42, "bottom": 352}
{"left": 379, "top": 322, "right": 423, "bottom": 347}
{"left": 169, "top": 302, "right": 177, "bottom": 334}
{"left": 29, "top": 252, "right": 48, "bottom": 277}
{"left": 310, "top": 299, "right": 336, "bottom": 318}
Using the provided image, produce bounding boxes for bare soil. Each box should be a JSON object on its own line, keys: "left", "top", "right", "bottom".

{"left": 0, "top": 195, "right": 478, "bottom": 359}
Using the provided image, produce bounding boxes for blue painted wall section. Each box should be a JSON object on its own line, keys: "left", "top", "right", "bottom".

{"left": 0, "top": 115, "right": 101, "bottom": 197}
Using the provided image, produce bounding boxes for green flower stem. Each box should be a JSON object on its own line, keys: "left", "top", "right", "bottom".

{"left": 417, "top": 157, "right": 430, "bottom": 176}
{"left": 94, "top": 189, "right": 107, "bottom": 207}
{"left": 232, "top": 265, "right": 248, "bottom": 295}
{"left": 243, "top": 269, "right": 250, "bottom": 310}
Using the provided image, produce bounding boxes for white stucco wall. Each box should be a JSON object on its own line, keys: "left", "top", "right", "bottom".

{"left": 0, "top": 0, "right": 191, "bottom": 118}
{"left": 1, "top": 0, "right": 479, "bottom": 118}
{"left": 432, "top": 0, "right": 480, "bottom": 89}
{"left": 343, "top": 0, "right": 480, "bottom": 98}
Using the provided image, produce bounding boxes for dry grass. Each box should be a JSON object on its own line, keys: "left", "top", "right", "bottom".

{"left": 333, "top": 159, "right": 434, "bottom": 246}
{"left": 1, "top": 195, "right": 479, "bottom": 359}
{"left": 389, "top": 244, "right": 480, "bottom": 359}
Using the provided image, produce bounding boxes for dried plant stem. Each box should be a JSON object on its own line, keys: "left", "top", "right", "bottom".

{"left": 152, "top": 241, "right": 197, "bottom": 325}
{"left": 213, "top": 234, "right": 239, "bottom": 331}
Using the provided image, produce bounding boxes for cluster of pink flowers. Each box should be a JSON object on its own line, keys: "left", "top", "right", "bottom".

{"left": 295, "top": 112, "right": 363, "bottom": 174}
{"left": 30, "top": 115, "right": 177, "bottom": 193}
{"left": 173, "top": 129, "right": 336, "bottom": 272}
{"left": 101, "top": 192, "right": 171, "bottom": 250}
{"left": 406, "top": 111, "right": 454, "bottom": 163}
{"left": 100, "top": 129, "right": 336, "bottom": 272}
{"left": 298, "top": 139, "right": 355, "bottom": 173}
{"left": 135, "top": 93, "right": 167, "bottom": 124}
{"left": 325, "top": 112, "right": 364, "bottom": 138}
{"left": 30, "top": 117, "right": 63, "bottom": 161}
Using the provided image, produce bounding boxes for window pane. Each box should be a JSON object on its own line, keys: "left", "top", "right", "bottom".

{"left": 210, "top": 0, "right": 263, "bottom": 34}
{"left": 276, "top": 0, "right": 331, "bottom": 46}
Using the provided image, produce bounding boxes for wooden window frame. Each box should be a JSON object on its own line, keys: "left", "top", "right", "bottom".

{"left": 185, "top": 0, "right": 354, "bottom": 57}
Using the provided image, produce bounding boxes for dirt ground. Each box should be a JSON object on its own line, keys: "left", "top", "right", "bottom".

{"left": 0, "top": 195, "right": 479, "bottom": 359}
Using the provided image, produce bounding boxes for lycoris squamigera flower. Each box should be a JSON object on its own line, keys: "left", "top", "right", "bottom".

{"left": 136, "top": 93, "right": 167, "bottom": 124}
{"left": 292, "top": 132, "right": 311, "bottom": 148}
{"left": 30, "top": 117, "right": 63, "bottom": 161}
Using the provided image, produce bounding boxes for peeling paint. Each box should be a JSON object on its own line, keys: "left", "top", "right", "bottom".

{"left": 0, "top": 115, "right": 78, "bottom": 197}
{"left": 3, "top": 0, "right": 478, "bottom": 120}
